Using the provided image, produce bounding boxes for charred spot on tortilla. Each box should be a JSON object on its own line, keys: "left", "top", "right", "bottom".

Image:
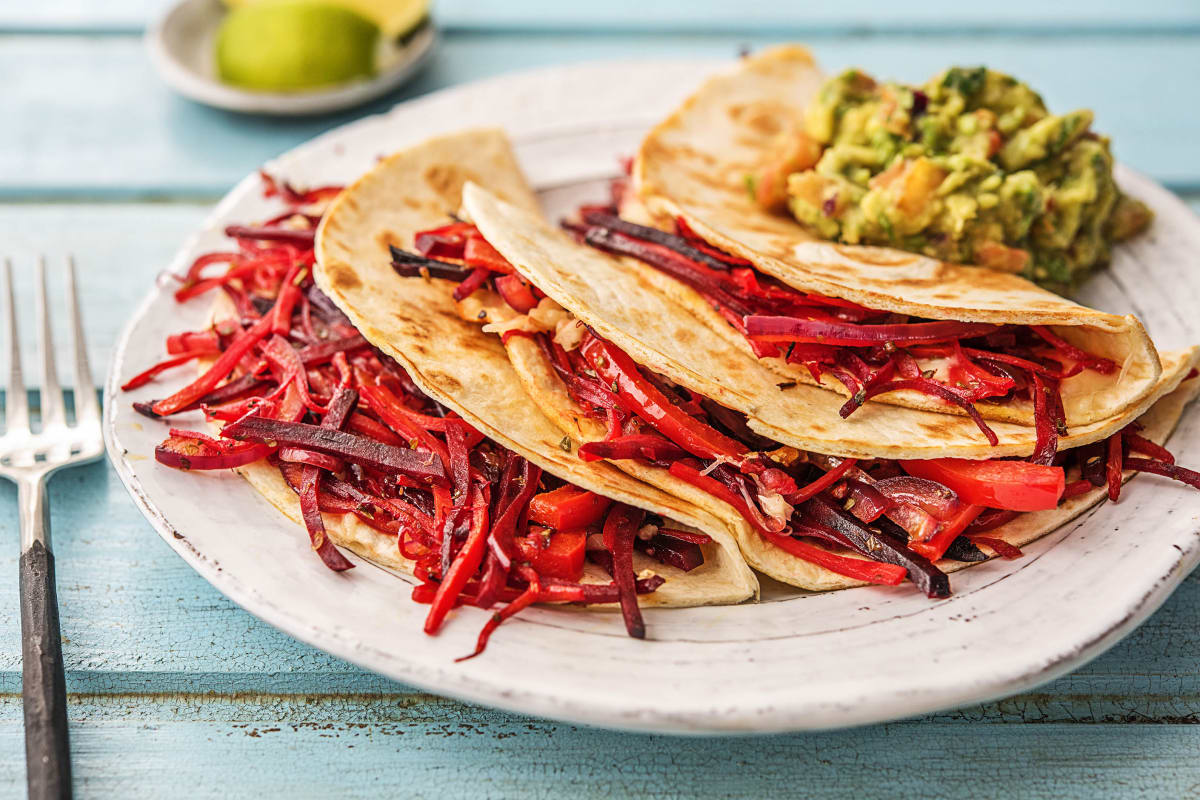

{"left": 423, "top": 163, "right": 484, "bottom": 207}
{"left": 374, "top": 230, "right": 404, "bottom": 253}
{"left": 326, "top": 262, "right": 361, "bottom": 290}
{"left": 426, "top": 369, "right": 464, "bottom": 394}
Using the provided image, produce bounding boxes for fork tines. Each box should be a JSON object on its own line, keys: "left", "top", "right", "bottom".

{"left": 1, "top": 256, "right": 101, "bottom": 468}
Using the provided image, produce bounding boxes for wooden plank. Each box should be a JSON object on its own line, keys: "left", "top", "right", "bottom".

{"left": 0, "top": 203, "right": 209, "bottom": 378}
{"left": 1, "top": 34, "right": 1199, "bottom": 197}
{"left": 7, "top": 0, "right": 1200, "bottom": 34}
{"left": 1, "top": 696, "right": 1199, "bottom": 798}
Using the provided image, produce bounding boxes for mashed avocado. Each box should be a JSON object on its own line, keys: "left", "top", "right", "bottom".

{"left": 773, "top": 66, "right": 1151, "bottom": 292}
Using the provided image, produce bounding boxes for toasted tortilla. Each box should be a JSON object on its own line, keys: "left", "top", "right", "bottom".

{"left": 633, "top": 45, "right": 1161, "bottom": 428}
{"left": 464, "top": 183, "right": 1179, "bottom": 461}
{"left": 463, "top": 180, "right": 1199, "bottom": 590}
{"left": 500, "top": 283, "right": 1199, "bottom": 590}
{"left": 308, "top": 128, "right": 757, "bottom": 607}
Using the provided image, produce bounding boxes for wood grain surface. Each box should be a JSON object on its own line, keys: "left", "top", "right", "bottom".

{"left": 1, "top": 2, "right": 1198, "bottom": 796}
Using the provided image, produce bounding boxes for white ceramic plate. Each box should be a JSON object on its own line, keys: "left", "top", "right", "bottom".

{"left": 146, "top": 0, "right": 436, "bottom": 116}
{"left": 104, "top": 59, "right": 1200, "bottom": 734}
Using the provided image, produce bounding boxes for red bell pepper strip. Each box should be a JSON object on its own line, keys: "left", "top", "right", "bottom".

{"left": 424, "top": 486, "right": 489, "bottom": 634}
{"left": 1106, "top": 433, "right": 1124, "bottom": 502}
{"left": 345, "top": 412, "right": 405, "bottom": 446}
{"left": 602, "top": 504, "right": 647, "bottom": 639}
{"left": 121, "top": 351, "right": 211, "bottom": 391}
{"left": 528, "top": 486, "right": 613, "bottom": 530}
{"left": 354, "top": 371, "right": 449, "bottom": 465}
{"left": 900, "top": 458, "right": 1064, "bottom": 512}
{"left": 152, "top": 314, "right": 274, "bottom": 416}
{"left": 581, "top": 335, "right": 747, "bottom": 462}
{"left": 463, "top": 234, "right": 514, "bottom": 273}
{"left": 759, "top": 531, "right": 907, "bottom": 585}
{"left": 271, "top": 275, "right": 303, "bottom": 336}
{"left": 414, "top": 221, "right": 475, "bottom": 259}
{"left": 166, "top": 330, "right": 220, "bottom": 355}
{"left": 667, "top": 462, "right": 787, "bottom": 534}
{"left": 494, "top": 274, "right": 538, "bottom": 313}
{"left": 907, "top": 504, "right": 984, "bottom": 561}
{"left": 1062, "top": 480, "right": 1094, "bottom": 500}
{"left": 452, "top": 267, "right": 492, "bottom": 302}
{"left": 515, "top": 530, "right": 587, "bottom": 582}
{"left": 792, "top": 457, "right": 857, "bottom": 503}
{"left": 657, "top": 528, "right": 712, "bottom": 546}
{"left": 456, "top": 565, "right": 541, "bottom": 662}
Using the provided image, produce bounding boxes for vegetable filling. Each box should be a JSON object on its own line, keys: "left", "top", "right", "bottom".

{"left": 123, "top": 174, "right": 717, "bottom": 657}
{"left": 400, "top": 217, "right": 1200, "bottom": 598}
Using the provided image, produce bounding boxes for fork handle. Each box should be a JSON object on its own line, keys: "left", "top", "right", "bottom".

{"left": 19, "top": 480, "right": 72, "bottom": 800}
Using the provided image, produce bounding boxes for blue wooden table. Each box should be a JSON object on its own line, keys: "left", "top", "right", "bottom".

{"left": 3, "top": 1, "right": 1200, "bottom": 796}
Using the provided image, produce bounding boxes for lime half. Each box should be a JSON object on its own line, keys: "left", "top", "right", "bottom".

{"left": 216, "top": 0, "right": 380, "bottom": 93}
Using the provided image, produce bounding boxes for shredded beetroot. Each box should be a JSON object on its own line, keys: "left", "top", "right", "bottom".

{"left": 122, "top": 182, "right": 674, "bottom": 657}
{"left": 744, "top": 316, "right": 999, "bottom": 348}
{"left": 603, "top": 504, "right": 648, "bottom": 638}
{"left": 1122, "top": 458, "right": 1200, "bottom": 492}
{"left": 569, "top": 204, "right": 1123, "bottom": 446}
{"left": 856, "top": 378, "right": 999, "bottom": 445}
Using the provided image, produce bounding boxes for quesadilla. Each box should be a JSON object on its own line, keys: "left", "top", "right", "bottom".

{"left": 449, "top": 180, "right": 1199, "bottom": 594}
{"left": 632, "top": 45, "right": 1163, "bottom": 437}
{"left": 119, "top": 131, "right": 757, "bottom": 658}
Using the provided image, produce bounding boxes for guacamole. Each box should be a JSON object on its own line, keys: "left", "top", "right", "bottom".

{"left": 770, "top": 66, "right": 1151, "bottom": 292}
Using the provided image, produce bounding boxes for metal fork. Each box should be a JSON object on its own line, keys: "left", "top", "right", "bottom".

{"left": 2, "top": 256, "right": 102, "bottom": 800}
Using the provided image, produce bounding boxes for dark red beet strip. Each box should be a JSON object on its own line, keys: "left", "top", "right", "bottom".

{"left": 578, "top": 210, "right": 735, "bottom": 272}
{"left": 803, "top": 496, "right": 950, "bottom": 598}
{"left": 745, "top": 316, "right": 1000, "bottom": 348}
{"left": 578, "top": 435, "right": 689, "bottom": 463}
{"left": 224, "top": 225, "right": 316, "bottom": 247}
{"left": 1123, "top": 458, "right": 1200, "bottom": 492}
{"left": 849, "top": 378, "right": 999, "bottom": 445}
{"left": 221, "top": 416, "right": 447, "bottom": 483}
{"left": 603, "top": 504, "right": 647, "bottom": 639}
{"left": 389, "top": 246, "right": 474, "bottom": 281}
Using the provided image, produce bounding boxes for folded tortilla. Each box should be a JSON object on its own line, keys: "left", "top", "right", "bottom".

{"left": 309, "top": 128, "right": 758, "bottom": 607}
{"left": 462, "top": 180, "right": 1199, "bottom": 590}
{"left": 633, "top": 45, "right": 1162, "bottom": 428}
{"left": 465, "top": 182, "right": 1179, "bottom": 460}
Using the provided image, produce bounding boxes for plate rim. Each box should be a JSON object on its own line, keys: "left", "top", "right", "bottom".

{"left": 103, "top": 56, "right": 1200, "bottom": 734}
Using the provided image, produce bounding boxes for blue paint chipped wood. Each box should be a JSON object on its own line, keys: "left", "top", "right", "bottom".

{"left": 3, "top": 35, "right": 1200, "bottom": 197}
{"left": 2, "top": 3, "right": 1200, "bottom": 796}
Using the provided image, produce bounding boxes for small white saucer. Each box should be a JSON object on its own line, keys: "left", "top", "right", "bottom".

{"left": 146, "top": 0, "right": 436, "bottom": 116}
